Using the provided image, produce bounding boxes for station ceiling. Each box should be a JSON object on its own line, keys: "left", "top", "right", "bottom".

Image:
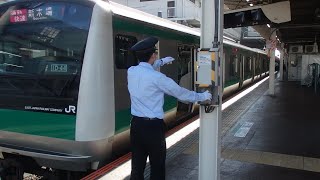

{"left": 224, "top": 0, "right": 320, "bottom": 45}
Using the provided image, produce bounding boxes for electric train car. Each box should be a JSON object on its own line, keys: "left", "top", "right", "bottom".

{"left": 0, "top": 0, "right": 269, "bottom": 178}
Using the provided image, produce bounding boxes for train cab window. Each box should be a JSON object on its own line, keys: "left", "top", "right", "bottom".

{"left": 0, "top": 2, "right": 92, "bottom": 100}
{"left": 115, "top": 34, "right": 138, "bottom": 69}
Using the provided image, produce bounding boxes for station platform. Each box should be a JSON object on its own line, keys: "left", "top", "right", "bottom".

{"left": 89, "top": 76, "right": 320, "bottom": 179}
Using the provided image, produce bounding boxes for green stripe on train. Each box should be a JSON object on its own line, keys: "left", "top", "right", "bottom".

{"left": 0, "top": 109, "right": 76, "bottom": 140}
{"left": 225, "top": 79, "right": 240, "bottom": 88}
{"left": 115, "top": 96, "right": 177, "bottom": 134}
{"left": 0, "top": 96, "right": 178, "bottom": 140}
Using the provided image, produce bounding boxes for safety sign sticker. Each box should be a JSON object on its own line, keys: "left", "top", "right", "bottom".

{"left": 198, "top": 54, "right": 211, "bottom": 65}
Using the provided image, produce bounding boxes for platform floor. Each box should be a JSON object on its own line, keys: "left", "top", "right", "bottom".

{"left": 101, "top": 77, "right": 320, "bottom": 180}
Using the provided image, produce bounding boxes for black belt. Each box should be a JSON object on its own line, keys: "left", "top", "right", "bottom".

{"left": 132, "top": 115, "right": 162, "bottom": 121}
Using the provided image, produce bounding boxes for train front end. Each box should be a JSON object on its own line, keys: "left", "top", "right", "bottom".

{"left": 0, "top": 0, "right": 115, "bottom": 176}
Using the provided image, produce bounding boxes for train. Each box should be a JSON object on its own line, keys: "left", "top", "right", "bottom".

{"left": 0, "top": 0, "right": 269, "bottom": 179}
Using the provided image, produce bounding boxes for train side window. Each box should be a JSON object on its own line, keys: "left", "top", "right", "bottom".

{"left": 235, "top": 56, "right": 238, "bottom": 73}
{"left": 115, "top": 34, "right": 138, "bottom": 69}
{"left": 246, "top": 57, "right": 252, "bottom": 71}
{"left": 177, "top": 45, "right": 192, "bottom": 77}
{"left": 230, "top": 55, "right": 236, "bottom": 76}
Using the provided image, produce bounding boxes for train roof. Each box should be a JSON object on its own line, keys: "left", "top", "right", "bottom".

{"left": 0, "top": 0, "right": 266, "bottom": 55}
{"left": 108, "top": 1, "right": 267, "bottom": 55}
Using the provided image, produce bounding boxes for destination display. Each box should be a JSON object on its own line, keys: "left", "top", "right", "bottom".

{"left": 9, "top": 4, "right": 64, "bottom": 23}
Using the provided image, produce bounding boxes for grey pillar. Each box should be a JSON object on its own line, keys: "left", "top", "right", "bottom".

{"left": 199, "top": 0, "right": 223, "bottom": 179}
{"left": 280, "top": 43, "right": 284, "bottom": 81}
{"left": 269, "top": 31, "right": 276, "bottom": 95}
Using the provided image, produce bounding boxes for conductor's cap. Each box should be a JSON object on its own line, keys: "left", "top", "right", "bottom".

{"left": 130, "top": 37, "right": 158, "bottom": 52}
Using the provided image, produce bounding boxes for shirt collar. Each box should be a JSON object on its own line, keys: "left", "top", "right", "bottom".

{"left": 139, "top": 62, "right": 154, "bottom": 70}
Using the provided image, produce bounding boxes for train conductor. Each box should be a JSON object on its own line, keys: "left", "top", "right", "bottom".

{"left": 128, "top": 37, "right": 212, "bottom": 180}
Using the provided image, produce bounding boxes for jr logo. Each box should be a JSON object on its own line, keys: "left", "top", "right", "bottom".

{"left": 65, "top": 105, "right": 76, "bottom": 114}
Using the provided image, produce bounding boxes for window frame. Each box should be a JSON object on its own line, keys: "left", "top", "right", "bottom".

{"left": 114, "top": 34, "right": 138, "bottom": 69}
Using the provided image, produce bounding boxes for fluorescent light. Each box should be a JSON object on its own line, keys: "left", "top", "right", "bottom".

{"left": 246, "top": 0, "right": 250, "bottom": 2}
{"left": 275, "top": 49, "right": 281, "bottom": 58}
{"left": 249, "top": 3, "right": 253, "bottom": 6}
{"left": 267, "top": 24, "right": 270, "bottom": 28}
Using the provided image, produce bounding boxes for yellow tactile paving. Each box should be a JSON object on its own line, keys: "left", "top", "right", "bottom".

{"left": 221, "top": 148, "right": 320, "bottom": 173}
{"left": 260, "top": 152, "right": 283, "bottom": 166}
{"left": 236, "top": 149, "right": 262, "bottom": 163}
{"left": 221, "top": 148, "right": 239, "bottom": 160}
{"left": 183, "top": 143, "right": 199, "bottom": 155}
{"left": 303, "top": 157, "right": 320, "bottom": 172}
{"left": 279, "top": 154, "right": 303, "bottom": 170}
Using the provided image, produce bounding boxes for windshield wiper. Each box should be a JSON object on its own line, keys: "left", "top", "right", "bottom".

{"left": 0, "top": 72, "right": 37, "bottom": 78}
{"left": 0, "top": 72, "right": 58, "bottom": 96}
{"left": 0, "top": 78, "right": 26, "bottom": 94}
{"left": 0, "top": 51, "right": 22, "bottom": 58}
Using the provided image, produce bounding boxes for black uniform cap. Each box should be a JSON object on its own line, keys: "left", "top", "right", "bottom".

{"left": 130, "top": 37, "right": 158, "bottom": 52}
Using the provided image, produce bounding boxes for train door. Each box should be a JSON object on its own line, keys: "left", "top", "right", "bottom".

{"left": 257, "top": 54, "right": 262, "bottom": 78}
{"left": 226, "top": 54, "right": 239, "bottom": 88}
{"left": 175, "top": 44, "right": 195, "bottom": 119}
{"left": 239, "top": 54, "right": 244, "bottom": 87}
{"left": 245, "top": 56, "right": 253, "bottom": 82}
{"left": 252, "top": 56, "right": 256, "bottom": 81}
{"left": 222, "top": 52, "right": 226, "bottom": 92}
{"left": 113, "top": 33, "right": 139, "bottom": 134}
{"left": 242, "top": 55, "right": 245, "bottom": 87}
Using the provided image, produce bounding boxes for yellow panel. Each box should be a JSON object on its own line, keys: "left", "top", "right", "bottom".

{"left": 211, "top": 52, "right": 215, "bottom": 61}
{"left": 198, "top": 84, "right": 210, "bottom": 88}
{"left": 211, "top": 52, "right": 215, "bottom": 81}
{"left": 211, "top": 70, "right": 215, "bottom": 81}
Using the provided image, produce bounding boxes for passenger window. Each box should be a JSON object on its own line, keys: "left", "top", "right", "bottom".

{"left": 177, "top": 45, "right": 192, "bottom": 78}
{"left": 246, "top": 57, "right": 252, "bottom": 71}
{"left": 230, "top": 55, "right": 237, "bottom": 76}
{"left": 115, "top": 34, "right": 138, "bottom": 69}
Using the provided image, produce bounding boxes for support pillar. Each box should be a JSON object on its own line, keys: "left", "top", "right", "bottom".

{"left": 280, "top": 43, "right": 284, "bottom": 81}
{"left": 269, "top": 31, "right": 276, "bottom": 95}
{"left": 199, "top": 0, "right": 223, "bottom": 180}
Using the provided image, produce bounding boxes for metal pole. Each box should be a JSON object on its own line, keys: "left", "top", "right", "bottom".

{"left": 199, "top": 0, "right": 222, "bottom": 179}
{"left": 269, "top": 31, "right": 276, "bottom": 95}
{"left": 284, "top": 49, "right": 288, "bottom": 80}
{"left": 280, "top": 43, "right": 284, "bottom": 81}
{"left": 315, "top": 64, "right": 319, "bottom": 93}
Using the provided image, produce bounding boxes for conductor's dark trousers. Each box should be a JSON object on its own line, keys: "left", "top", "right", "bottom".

{"left": 130, "top": 116, "right": 166, "bottom": 180}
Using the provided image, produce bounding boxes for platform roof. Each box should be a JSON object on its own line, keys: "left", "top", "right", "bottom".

{"left": 224, "top": 0, "right": 320, "bottom": 45}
